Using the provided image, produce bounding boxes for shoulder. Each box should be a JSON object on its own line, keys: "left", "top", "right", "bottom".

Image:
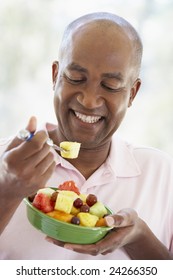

{"left": 123, "top": 138, "right": 173, "bottom": 172}
{"left": 132, "top": 144, "right": 173, "bottom": 165}
{"left": 112, "top": 134, "right": 173, "bottom": 170}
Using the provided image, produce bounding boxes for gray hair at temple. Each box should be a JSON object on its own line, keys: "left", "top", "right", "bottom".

{"left": 58, "top": 12, "right": 143, "bottom": 79}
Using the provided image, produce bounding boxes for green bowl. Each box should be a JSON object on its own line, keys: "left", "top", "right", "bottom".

{"left": 24, "top": 197, "right": 113, "bottom": 244}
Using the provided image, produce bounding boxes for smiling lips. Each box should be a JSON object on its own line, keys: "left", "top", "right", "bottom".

{"left": 74, "top": 111, "right": 102, "bottom": 124}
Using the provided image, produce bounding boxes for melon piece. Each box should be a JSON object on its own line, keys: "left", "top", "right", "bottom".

{"left": 95, "top": 217, "right": 107, "bottom": 227}
{"left": 54, "top": 192, "right": 74, "bottom": 214}
{"left": 71, "top": 205, "right": 80, "bottom": 215}
{"left": 60, "top": 141, "right": 81, "bottom": 159}
{"left": 77, "top": 212, "right": 99, "bottom": 227}
{"left": 79, "top": 193, "right": 87, "bottom": 202}
{"left": 47, "top": 210, "right": 74, "bottom": 223}
{"left": 89, "top": 201, "right": 108, "bottom": 218}
{"left": 57, "top": 190, "right": 79, "bottom": 200}
{"left": 37, "top": 187, "right": 55, "bottom": 197}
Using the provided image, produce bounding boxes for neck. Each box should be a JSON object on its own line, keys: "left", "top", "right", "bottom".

{"left": 68, "top": 142, "right": 111, "bottom": 179}
{"left": 48, "top": 129, "right": 111, "bottom": 179}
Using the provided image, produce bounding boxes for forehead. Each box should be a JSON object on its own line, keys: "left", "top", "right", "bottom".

{"left": 59, "top": 21, "right": 134, "bottom": 78}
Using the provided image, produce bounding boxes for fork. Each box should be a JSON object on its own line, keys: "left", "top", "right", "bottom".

{"left": 17, "top": 129, "right": 67, "bottom": 153}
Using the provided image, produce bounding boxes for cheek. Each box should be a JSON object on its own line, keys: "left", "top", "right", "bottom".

{"left": 53, "top": 91, "right": 60, "bottom": 112}
{"left": 53, "top": 87, "right": 65, "bottom": 122}
{"left": 110, "top": 94, "right": 130, "bottom": 117}
{"left": 53, "top": 82, "right": 73, "bottom": 124}
{"left": 53, "top": 80, "right": 67, "bottom": 111}
{"left": 54, "top": 78, "right": 74, "bottom": 104}
{"left": 116, "top": 101, "right": 129, "bottom": 116}
{"left": 107, "top": 96, "right": 130, "bottom": 131}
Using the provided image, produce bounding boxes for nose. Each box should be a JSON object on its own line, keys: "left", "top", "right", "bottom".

{"left": 76, "top": 84, "right": 104, "bottom": 109}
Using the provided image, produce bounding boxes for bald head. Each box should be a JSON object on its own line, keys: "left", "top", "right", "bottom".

{"left": 58, "top": 12, "right": 143, "bottom": 79}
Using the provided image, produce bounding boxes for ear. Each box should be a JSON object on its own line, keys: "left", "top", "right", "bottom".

{"left": 128, "top": 78, "right": 141, "bottom": 107}
{"left": 52, "top": 61, "right": 59, "bottom": 90}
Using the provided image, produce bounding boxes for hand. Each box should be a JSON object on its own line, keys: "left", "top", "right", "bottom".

{"left": 46, "top": 208, "right": 173, "bottom": 259}
{"left": 0, "top": 116, "right": 56, "bottom": 198}
{"left": 46, "top": 208, "right": 140, "bottom": 255}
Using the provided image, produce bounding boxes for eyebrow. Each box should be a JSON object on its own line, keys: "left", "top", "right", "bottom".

{"left": 101, "top": 72, "right": 124, "bottom": 82}
{"left": 67, "top": 62, "right": 124, "bottom": 81}
{"left": 67, "top": 62, "right": 88, "bottom": 73}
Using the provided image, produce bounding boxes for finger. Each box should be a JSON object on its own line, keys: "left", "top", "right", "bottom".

{"left": 13, "top": 130, "right": 48, "bottom": 159}
{"left": 27, "top": 161, "right": 56, "bottom": 193}
{"left": 97, "top": 228, "right": 128, "bottom": 252}
{"left": 35, "top": 151, "right": 55, "bottom": 175}
{"left": 17, "top": 161, "right": 56, "bottom": 196}
{"left": 26, "top": 143, "right": 50, "bottom": 167}
{"left": 25, "top": 116, "right": 37, "bottom": 133}
{"left": 4, "top": 131, "right": 48, "bottom": 171}
{"left": 6, "top": 116, "right": 37, "bottom": 151}
{"left": 38, "top": 161, "right": 56, "bottom": 187}
{"left": 63, "top": 223, "right": 135, "bottom": 256}
{"left": 45, "top": 236, "right": 65, "bottom": 248}
{"left": 64, "top": 243, "right": 99, "bottom": 255}
{"left": 97, "top": 225, "right": 136, "bottom": 255}
{"left": 105, "top": 208, "right": 138, "bottom": 227}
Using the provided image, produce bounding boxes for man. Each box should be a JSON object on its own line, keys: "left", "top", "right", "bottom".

{"left": 0, "top": 12, "right": 173, "bottom": 259}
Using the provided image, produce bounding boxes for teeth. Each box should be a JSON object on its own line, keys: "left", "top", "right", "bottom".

{"left": 74, "top": 111, "right": 101, "bottom": 123}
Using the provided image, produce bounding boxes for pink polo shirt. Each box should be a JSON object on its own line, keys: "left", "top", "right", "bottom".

{"left": 0, "top": 133, "right": 173, "bottom": 259}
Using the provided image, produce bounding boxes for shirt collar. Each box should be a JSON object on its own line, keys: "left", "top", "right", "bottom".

{"left": 107, "top": 134, "right": 141, "bottom": 178}
{"left": 43, "top": 123, "right": 141, "bottom": 178}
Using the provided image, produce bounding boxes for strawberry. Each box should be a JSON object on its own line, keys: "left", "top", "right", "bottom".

{"left": 33, "top": 193, "right": 55, "bottom": 213}
{"left": 58, "top": 180, "right": 80, "bottom": 195}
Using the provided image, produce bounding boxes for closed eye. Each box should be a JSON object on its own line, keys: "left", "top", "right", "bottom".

{"left": 63, "top": 73, "right": 86, "bottom": 84}
{"left": 101, "top": 82, "right": 125, "bottom": 93}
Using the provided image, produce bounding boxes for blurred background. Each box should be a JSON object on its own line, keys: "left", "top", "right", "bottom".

{"left": 0, "top": 0, "right": 173, "bottom": 155}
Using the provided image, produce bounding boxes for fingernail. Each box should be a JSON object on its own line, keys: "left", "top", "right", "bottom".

{"left": 105, "top": 215, "right": 124, "bottom": 227}
{"left": 105, "top": 216, "right": 115, "bottom": 226}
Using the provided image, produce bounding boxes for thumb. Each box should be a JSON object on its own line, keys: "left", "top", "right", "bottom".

{"left": 6, "top": 116, "right": 37, "bottom": 151}
{"left": 25, "top": 116, "right": 37, "bottom": 133}
{"left": 105, "top": 208, "right": 138, "bottom": 228}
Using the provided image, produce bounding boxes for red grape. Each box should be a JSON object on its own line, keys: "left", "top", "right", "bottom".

{"left": 51, "top": 192, "right": 58, "bottom": 202}
{"left": 80, "top": 204, "right": 90, "bottom": 212}
{"left": 73, "top": 198, "right": 83, "bottom": 208}
{"left": 71, "top": 216, "right": 80, "bottom": 225}
{"left": 86, "top": 194, "right": 97, "bottom": 206}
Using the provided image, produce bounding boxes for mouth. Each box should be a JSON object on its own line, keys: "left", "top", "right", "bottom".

{"left": 73, "top": 111, "right": 103, "bottom": 124}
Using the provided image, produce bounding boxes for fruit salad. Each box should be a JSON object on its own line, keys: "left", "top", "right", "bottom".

{"left": 31, "top": 180, "right": 109, "bottom": 227}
